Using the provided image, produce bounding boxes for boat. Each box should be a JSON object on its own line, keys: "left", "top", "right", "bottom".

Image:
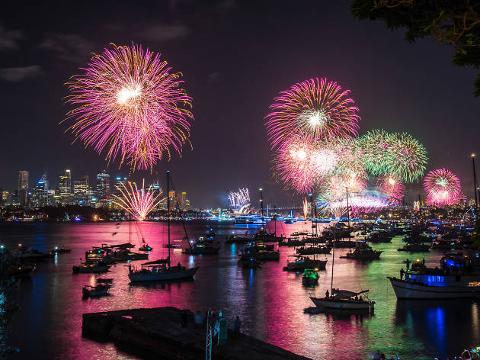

{"left": 72, "top": 262, "right": 110, "bottom": 274}
{"left": 139, "top": 244, "right": 153, "bottom": 252}
{"left": 82, "top": 284, "right": 111, "bottom": 298}
{"left": 397, "top": 243, "right": 430, "bottom": 252}
{"left": 50, "top": 246, "right": 71, "bottom": 255}
{"left": 340, "top": 242, "right": 382, "bottom": 260}
{"left": 388, "top": 252, "right": 480, "bottom": 299}
{"left": 225, "top": 234, "right": 254, "bottom": 244}
{"left": 296, "top": 245, "right": 331, "bottom": 255}
{"left": 279, "top": 237, "right": 304, "bottom": 247}
{"left": 283, "top": 256, "right": 327, "bottom": 272}
{"left": 308, "top": 188, "right": 375, "bottom": 314}
{"left": 7, "top": 264, "right": 36, "bottom": 277}
{"left": 310, "top": 289, "right": 375, "bottom": 313}
{"left": 183, "top": 237, "right": 220, "bottom": 255}
{"left": 366, "top": 231, "right": 393, "bottom": 243}
{"left": 96, "top": 277, "right": 113, "bottom": 284}
{"left": 128, "top": 171, "right": 199, "bottom": 283}
{"left": 388, "top": 275, "right": 480, "bottom": 299}
{"left": 302, "top": 269, "right": 319, "bottom": 286}
{"left": 129, "top": 260, "right": 199, "bottom": 282}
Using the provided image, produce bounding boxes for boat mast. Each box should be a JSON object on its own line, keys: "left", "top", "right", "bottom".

{"left": 330, "top": 230, "right": 335, "bottom": 293}
{"left": 166, "top": 170, "right": 171, "bottom": 267}
{"left": 346, "top": 187, "right": 351, "bottom": 232}
{"left": 259, "top": 187, "right": 264, "bottom": 224}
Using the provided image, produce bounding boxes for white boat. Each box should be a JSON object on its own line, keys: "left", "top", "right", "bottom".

{"left": 129, "top": 260, "right": 199, "bottom": 282}
{"left": 388, "top": 275, "right": 480, "bottom": 299}
{"left": 310, "top": 289, "right": 375, "bottom": 312}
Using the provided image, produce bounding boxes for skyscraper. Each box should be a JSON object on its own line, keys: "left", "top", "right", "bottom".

{"left": 58, "top": 169, "right": 72, "bottom": 205}
{"left": 96, "top": 171, "right": 111, "bottom": 200}
{"left": 32, "top": 174, "right": 49, "bottom": 208}
{"left": 73, "top": 175, "right": 90, "bottom": 205}
{"left": 18, "top": 170, "right": 29, "bottom": 207}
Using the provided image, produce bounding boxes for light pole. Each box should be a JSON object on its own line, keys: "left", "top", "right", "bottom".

{"left": 472, "top": 153, "right": 478, "bottom": 211}
{"left": 259, "top": 187, "right": 264, "bottom": 224}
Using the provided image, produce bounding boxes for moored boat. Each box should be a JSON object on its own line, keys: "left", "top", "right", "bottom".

{"left": 128, "top": 260, "right": 199, "bottom": 282}
{"left": 82, "top": 284, "right": 111, "bottom": 298}
{"left": 72, "top": 262, "right": 110, "bottom": 274}
{"left": 340, "top": 242, "right": 382, "bottom": 260}
{"left": 283, "top": 256, "right": 327, "bottom": 272}
{"left": 310, "top": 289, "right": 375, "bottom": 313}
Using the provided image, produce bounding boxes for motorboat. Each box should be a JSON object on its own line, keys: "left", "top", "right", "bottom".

{"left": 340, "top": 242, "right": 382, "bottom": 260}
{"left": 183, "top": 237, "right": 220, "bottom": 255}
{"left": 389, "top": 252, "right": 480, "bottom": 299}
{"left": 283, "top": 256, "right": 327, "bottom": 272}
{"left": 302, "top": 269, "right": 319, "bottom": 286}
{"left": 72, "top": 262, "right": 110, "bottom": 274}
{"left": 397, "top": 243, "right": 430, "bottom": 252}
{"left": 82, "top": 284, "right": 111, "bottom": 298}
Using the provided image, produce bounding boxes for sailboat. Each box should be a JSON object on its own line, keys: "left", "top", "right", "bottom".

{"left": 309, "top": 187, "right": 375, "bottom": 313}
{"left": 128, "top": 171, "right": 199, "bottom": 283}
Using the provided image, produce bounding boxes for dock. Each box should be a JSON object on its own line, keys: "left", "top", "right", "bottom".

{"left": 82, "top": 307, "right": 311, "bottom": 360}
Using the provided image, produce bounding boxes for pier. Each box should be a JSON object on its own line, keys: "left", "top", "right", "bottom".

{"left": 82, "top": 307, "right": 311, "bottom": 360}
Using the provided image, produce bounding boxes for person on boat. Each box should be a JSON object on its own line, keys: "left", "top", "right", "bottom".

{"left": 405, "top": 258, "right": 411, "bottom": 270}
{"left": 233, "top": 316, "right": 241, "bottom": 336}
{"left": 325, "top": 289, "right": 329, "bottom": 298}
{"left": 400, "top": 268, "right": 405, "bottom": 280}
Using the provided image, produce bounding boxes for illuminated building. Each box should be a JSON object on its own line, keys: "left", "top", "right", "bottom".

{"left": 96, "top": 171, "right": 111, "bottom": 200}
{"left": 18, "top": 170, "right": 29, "bottom": 207}
{"left": 58, "top": 169, "right": 73, "bottom": 205}
{"left": 32, "top": 174, "right": 49, "bottom": 208}
{"left": 73, "top": 175, "right": 90, "bottom": 205}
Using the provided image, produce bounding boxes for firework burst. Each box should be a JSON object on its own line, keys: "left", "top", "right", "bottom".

{"left": 273, "top": 137, "right": 339, "bottom": 193}
{"left": 65, "top": 44, "right": 193, "bottom": 170}
{"left": 228, "top": 188, "right": 251, "bottom": 214}
{"left": 423, "top": 168, "right": 462, "bottom": 207}
{"left": 112, "top": 180, "right": 164, "bottom": 221}
{"left": 377, "top": 175, "right": 405, "bottom": 205}
{"left": 266, "top": 78, "right": 360, "bottom": 149}
{"left": 357, "top": 130, "right": 395, "bottom": 176}
{"left": 386, "top": 133, "right": 428, "bottom": 182}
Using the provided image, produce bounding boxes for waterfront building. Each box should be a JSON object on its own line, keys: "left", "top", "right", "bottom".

{"left": 17, "top": 170, "right": 29, "bottom": 207}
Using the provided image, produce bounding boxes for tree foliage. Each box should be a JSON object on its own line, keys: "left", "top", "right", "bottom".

{"left": 352, "top": 0, "right": 480, "bottom": 95}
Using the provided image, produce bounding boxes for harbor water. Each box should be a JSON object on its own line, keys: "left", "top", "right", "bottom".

{"left": 1, "top": 221, "right": 479, "bottom": 359}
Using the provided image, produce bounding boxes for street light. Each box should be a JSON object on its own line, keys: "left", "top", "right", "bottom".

{"left": 258, "top": 187, "right": 264, "bottom": 223}
{"left": 472, "top": 153, "right": 478, "bottom": 210}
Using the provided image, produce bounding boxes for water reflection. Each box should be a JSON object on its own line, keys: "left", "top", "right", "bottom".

{"left": 0, "top": 222, "right": 478, "bottom": 359}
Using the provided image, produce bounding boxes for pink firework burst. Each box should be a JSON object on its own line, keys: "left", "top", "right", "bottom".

{"left": 266, "top": 78, "right": 360, "bottom": 150}
{"left": 112, "top": 180, "right": 164, "bottom": 221}
{"left": 65, "top": 44, "right": 193, "bottom": 170}
{"left": 273, "top": 137, "right": 338, "bottom": 193}
{"left": 423, "top": 168, "right": 462, "bottom": 207}
{"left": 377, "top": 175, "right": 405, "bottom": 205}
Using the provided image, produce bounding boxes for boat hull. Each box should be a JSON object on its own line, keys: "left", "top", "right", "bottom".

{"left": 129, "top": 267, "right": 199, "bottom": 282}
{"left": 310, "top": 297, "right": 374, "bottom": 312}
{"left": 388, "top": 277, "right": 480, "bottom": 299}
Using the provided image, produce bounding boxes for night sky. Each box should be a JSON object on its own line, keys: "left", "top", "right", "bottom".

{"left": 1, "top": 0, "right": 479, "bottom": 208}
